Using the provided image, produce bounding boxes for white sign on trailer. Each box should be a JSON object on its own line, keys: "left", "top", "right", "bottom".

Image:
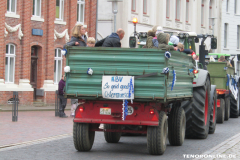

{"left": 102, "top": 76, "right": 134, "bottom": 100}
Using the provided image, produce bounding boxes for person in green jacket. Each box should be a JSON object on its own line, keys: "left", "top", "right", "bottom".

{"left": 157, "top": 33, "right": 177, "bottom": 51}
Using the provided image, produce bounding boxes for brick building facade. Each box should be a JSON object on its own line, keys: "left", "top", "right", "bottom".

{"left": 0, "top": 0, "right": 97, "bottom": 105}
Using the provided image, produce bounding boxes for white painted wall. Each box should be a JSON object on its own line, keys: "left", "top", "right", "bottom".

{"left": 221, "top": 0, "right": 240, "bottom": 55}
{"left": 97, "top": 0, "right": 222, "bottom": 53}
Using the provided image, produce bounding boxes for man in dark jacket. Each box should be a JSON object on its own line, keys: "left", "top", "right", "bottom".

{"left": 58, "top": 75, "right": 68, "bottom": 118}
{"left": 95, "top": 28, "right": 125, "bottom": 47}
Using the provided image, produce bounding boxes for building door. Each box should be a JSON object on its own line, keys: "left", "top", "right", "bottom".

{"left": 30, "top": 46, "right": 38, "bottom": 100}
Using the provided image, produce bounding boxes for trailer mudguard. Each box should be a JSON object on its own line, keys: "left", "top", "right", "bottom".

{"left": 193, "top": 69, "right": 210, "bottom": 88}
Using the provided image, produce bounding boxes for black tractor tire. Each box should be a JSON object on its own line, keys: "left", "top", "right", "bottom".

{"left": 104, "top": 124, "right": 121, "bottom": 143}
{"left": 168, "top": 106, "right": 186, "bottom": 146}
{"left": 230, "top": 94, "right": 239, "bottom": 118}
{"left": 73, "top": 123, "right": 95, "bottom": 151}
{"left": 216, "top": 99, "right": 225, "bottom": 123}
{"left": 186, "top": 78, "right": 211, "bottom": 139}
{"left": 224, "top": 96, "right": 230, "bottom": 121}
{"left": 147, "top": 111, "right": 168, "bottom": 155}
{"left": 209, "top": 87, "right": 217, "bottom": 134}
{"left": 181, "top": 100, "right": 193, "bottom": 139}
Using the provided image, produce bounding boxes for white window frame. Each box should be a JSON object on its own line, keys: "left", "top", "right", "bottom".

{"left": 237, "top": 25, "right": 240, "bottom": 49}
{"left": 32, "top": 0, "right": 41, "bottom": 17}
{"left": 54, "top": 48, "right": 63, "bottom": 84}
{"left": 7, "top": 0, "right": 17, "bottom": 14}
{"left": 224, "top": 23, "right": 228, "bottom": 48}
{"left": 56, "top": 0, "right": 64, "bottom": 21}
{"left": 5, "top": 44, "right": 16, "bottom": 83}
{"left": 166, "top": 0, "right": 170, "bottom": 19}
{"left": 77, "top": 0, "right": 85, "bottom": 24}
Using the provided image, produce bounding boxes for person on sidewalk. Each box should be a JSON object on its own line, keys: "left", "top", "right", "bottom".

{"left": 70, "top": 99, "right": 78, "bottom": 117}
{"left": 95, "top": 28, "right": 125, "bottom": 47}
{"left": 58, "top": 75, "right": 68, "bottom": 118}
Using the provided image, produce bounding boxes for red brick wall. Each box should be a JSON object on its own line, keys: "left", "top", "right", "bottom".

{"left": 1, "top": 0, "right": 96, "bottom": 105}
{"left": 0, "top": 91, "right": 33, "bottom": 105}
{"left": 0, "top": 0, "right": 7, "bottom": 79}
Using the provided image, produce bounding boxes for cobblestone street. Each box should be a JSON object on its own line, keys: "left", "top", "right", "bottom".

{"left": 0, "top": 111, "right": 72, "bottom": 147}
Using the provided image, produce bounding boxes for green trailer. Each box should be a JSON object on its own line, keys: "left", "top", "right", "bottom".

{"left": 205, "top": 53, "right": 239, "bottom": 123}
{"left": 64, "top": 46, "right": 215, "bottom": 155}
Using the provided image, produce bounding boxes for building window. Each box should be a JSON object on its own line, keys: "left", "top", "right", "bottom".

{"left": 32, "top": 0, "right": 41, "bottom": 17}
{"left": 5, "top": 44, "right": 16, "bottom": 83}
{"left": 201, "top": 0, "right": 204, "bottom": 26}
{"left": 54, "top": 49, "right": 63, "bottom": 84}
{"left": 77, "top": 0, "right": 85, "bottom": 23}
{"left": 166, "top": 0, "right": 170, "bottom": 18}
{"left": 237, "top": 25, "right": 240, "bottom": 49}
{"left": 226, "top": 0, "right": 229, "bottom": 12}
{"left": 209, "top": 0, "right": 213, "bottom": 28}
{"left": 224, "top": 23, "right": 228, "bottom": 48}
{"left": 7, "top": 0, "right": 17, "bottom": 13}
{"left": 56, "top": 0, "right": 64, "bottom": 20}
{"left": 235, "top": 0, "right": 239, "bottom": 14}
{"left": 175, "top": 0, "right": 181, "bottom": 21}
{"left": 186, "top": 0, "right": 189, "bottom": 23}
{"left": 131, "top": 0, "right": 136, "bottom": 12}
{"left": 143, "top": 0, "right": 147, "bottom": 14}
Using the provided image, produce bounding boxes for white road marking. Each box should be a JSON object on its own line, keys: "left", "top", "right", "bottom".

{"left": 0, "top": 133, "right": 72, "bottom": 152}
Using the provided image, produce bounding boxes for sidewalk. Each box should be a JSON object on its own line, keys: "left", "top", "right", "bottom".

{"left": 194, "top": 133, "right": 240, "bottom": 160}
{"left": 0, "top": 104, "right": 71, "bottom": 112}
{"left": 0, "top": 110, "right": 73, "bottom": 148}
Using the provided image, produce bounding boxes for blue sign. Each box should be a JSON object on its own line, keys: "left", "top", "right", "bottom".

{"left": 32, "top": 29, "right": 43, "bottom": 36}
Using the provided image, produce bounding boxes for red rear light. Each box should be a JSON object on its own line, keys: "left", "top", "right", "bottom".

{"left": 79, "top": 106, "right": 84, "bottom": 112}
{"left": 193, "top": 70, "right": 198, "bottom": 74}
{"left": 150, "top": 109, "right": 154, "bottom": 114}
{"left": 193, "top": 82, "right": 196, "bottom": 84}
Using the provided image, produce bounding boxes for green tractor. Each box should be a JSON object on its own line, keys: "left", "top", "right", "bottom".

{"left": 131, "top": 29, "right": 219, "bottom": 138}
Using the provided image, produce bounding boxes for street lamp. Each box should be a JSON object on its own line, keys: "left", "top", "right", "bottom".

{"left": 107, "top": 0, "right": 123, "bottom": 32}
{"left": 132, "top": 17, "right": 138, "bottom": 37}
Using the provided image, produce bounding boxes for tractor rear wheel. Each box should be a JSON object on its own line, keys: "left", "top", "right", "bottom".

{"left": 186, "top": 78, "right": 211, "bottom": 139}
{"left": 209, "top": 87, "right": 217, "bottom": 134}
{"left": 224, "top": 96, "right": 230, "bottom": 121}
{"left": 230, "top": 94, "right": 239, "bottom": 118}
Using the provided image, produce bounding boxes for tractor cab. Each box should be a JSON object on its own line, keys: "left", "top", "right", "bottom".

{"left": 137, "top": 32, "right": 147, "bottom": 48}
